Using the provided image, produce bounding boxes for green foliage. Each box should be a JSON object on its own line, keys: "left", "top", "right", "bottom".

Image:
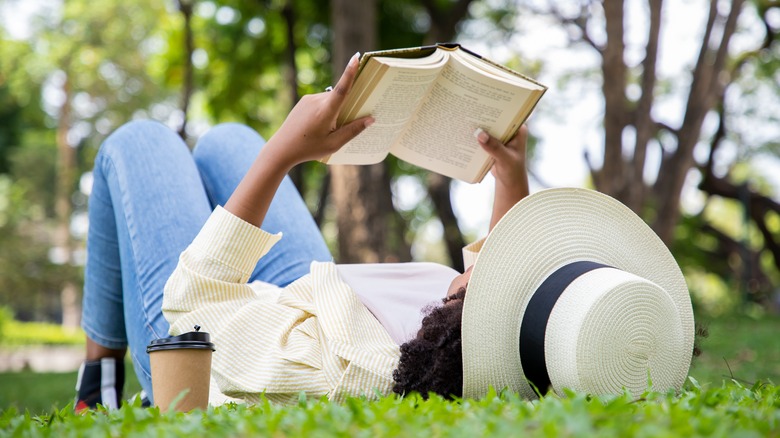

{"left": 0, "top": 382, "right": 777, "bottom": 437}
{"left": 0, "top": 0, "right": 173, "bottom": 324}
{"left": 0, "top": 85, "right": 23, "bottom": 175}
{"left": 0, "top": 320, "right": 84, "bottom": 347}
{"left": 49, "top": 0, "right": 173, "bottom": 145}
{"left": 673, "top": 178, "right": 780, "bottom": 317}
{"left": 0, "top": 306, "right": 11, "bottom": 342}
{"left": 175, "top": 0, "right": 332, "bottom": 138}
{"left": 0, "top": 172, "right": 82, "bottom": 321}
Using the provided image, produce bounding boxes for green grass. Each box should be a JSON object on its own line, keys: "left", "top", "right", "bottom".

{"left": 689, "top": 315, "right": 780, "bottom": 386}
{"left": 0, "top": 364, "right": 142, "bottom": 415}
{"left": 0, "top": 316, "right": 778, "bottom": 436}
{"left": 1, "top": 382, "right": 778, "bottom": 437}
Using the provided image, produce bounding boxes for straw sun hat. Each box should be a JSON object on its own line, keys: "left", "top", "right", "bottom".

{"left": 461, "top": 188, "right": 694, "bottom": 400}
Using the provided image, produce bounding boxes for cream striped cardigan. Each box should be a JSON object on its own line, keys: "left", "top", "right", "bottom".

{"left": 163, "top": 206, "right": 483, "bottom": 405}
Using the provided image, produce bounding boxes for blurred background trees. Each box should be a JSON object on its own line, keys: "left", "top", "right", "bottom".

{"left": 0, "top": 0, "right": 778, "bottom": 326}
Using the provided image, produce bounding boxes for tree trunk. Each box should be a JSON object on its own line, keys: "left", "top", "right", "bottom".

{"left": 55, "top": 73, "right": 80, "bottom": 329}
{"left": 420, "top": 0, "right": 474, "bottom": 271}
{"left": 281, "top": 0, "right": 305, "bottom": 192}
{"left": 331, "top": 164, "right": 411, "bottom": 262}
{"left": 426, "top": 173, "right": 465, "bottom": 272}
{"left": 176, "top": 0, "right": 194, "bottom": 140}
{"left": 423, "top": 0, "right": 473, "bottom": 44}
{"left": 651, "top": 0, "right": 744, "bottom": 243}
{"left": 595, "top": 0, "right": 627, "bottom": 197}
{"left": 330, "top": 0, "right": 411, "bottom": 263}
{"left": 625, "top": 0, "right": 663, "bottom": 213}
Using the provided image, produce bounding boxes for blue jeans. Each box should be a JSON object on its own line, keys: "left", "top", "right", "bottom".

{"left": 81, "top": 121, "right": 332, "bottom": 401}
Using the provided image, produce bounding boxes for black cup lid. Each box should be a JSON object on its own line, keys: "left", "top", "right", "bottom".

{"left": 146, "top": 325, "right": 215, "bottom": 353}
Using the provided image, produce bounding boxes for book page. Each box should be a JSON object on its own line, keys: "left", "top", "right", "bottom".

{"left": 392, "top": 56, "right": 538, "bottom": 182}
{"left": 450, "top": 49, "right": 545, "bottom": 90}
{"left": 326, "top": 57, "right": 445, "bottom": 165}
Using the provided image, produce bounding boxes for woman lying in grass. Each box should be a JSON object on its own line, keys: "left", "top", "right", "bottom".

{"left": 76, "top": 53, "right": 695, "bottom": 410}
{"left": 75, "top": 53, "right": 530, "bottom": 409}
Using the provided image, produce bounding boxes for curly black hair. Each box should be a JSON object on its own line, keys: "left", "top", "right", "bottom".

{"left": 391, "top": 286, "right": 707, "bottom": 400}
{"left": 392, "top": 287, "right": 466, "bottom": 399}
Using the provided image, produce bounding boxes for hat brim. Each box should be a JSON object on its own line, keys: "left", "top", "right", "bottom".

{"left": 461, "top": 188, "right": 694, "bottom": 399}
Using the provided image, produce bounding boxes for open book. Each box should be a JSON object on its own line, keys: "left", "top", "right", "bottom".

{"left": 322, "top": 43, "right": 547, "bottom": 183}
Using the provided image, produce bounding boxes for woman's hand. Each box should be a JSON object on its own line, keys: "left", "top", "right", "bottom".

{"left": 475, "top": 126, "right": 530, "bottom": 231}
{"left": 264, "top": 52, "right": 374, "bottom": 171}
{"left": 225, "top": 53, "right": 372, "bottom": 227}
{"left": 475, "top": 125, "right": 528, "bottom": 193}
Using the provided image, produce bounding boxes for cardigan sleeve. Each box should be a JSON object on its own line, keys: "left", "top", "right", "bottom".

{"left": 161, "top": 206, "right": 399, "bottom": 404}
{"left": 162, "top": 207, "right": 329, "bottom": 400}
{"left": 162, "top": 205, "right": 282, "bottom": 336}
{"left": 462, "top": 238, "right": 486, "bottom": 269}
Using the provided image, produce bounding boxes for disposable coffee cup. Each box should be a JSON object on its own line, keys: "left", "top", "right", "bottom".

{"left": 146, "top": 325, "right": 215, "bottom": 412}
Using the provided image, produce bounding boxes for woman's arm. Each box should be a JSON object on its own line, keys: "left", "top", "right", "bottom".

{"left": 225, "top": 53, "right": 374, "bottom": 227}
{"left": 475, "top": 125, "right": 530, "bottom": 232}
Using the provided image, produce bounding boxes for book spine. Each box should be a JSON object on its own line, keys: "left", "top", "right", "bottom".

{"left": 358, "top": 46, "right": 439, "bottom": 72}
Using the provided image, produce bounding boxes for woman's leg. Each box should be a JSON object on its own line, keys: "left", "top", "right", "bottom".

{"left": 193, "top": 123, "right": 332, "bottom": 287}
{"left": 81, "top": 120, "right": 212, "bottom": 404}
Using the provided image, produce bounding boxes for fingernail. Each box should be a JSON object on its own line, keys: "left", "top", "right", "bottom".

{"left": 350, "top": 52, "right": 360, "bottom": 65}
{"left": 364, "top": 117, "right": 375, "bottom": 128}
{"left": 473, "top": 128, "right": 488, "bottom": 143}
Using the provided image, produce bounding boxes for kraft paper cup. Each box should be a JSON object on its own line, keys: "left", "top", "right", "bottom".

{"left": 146, "top": 326, "right": 215, "bottom": 412}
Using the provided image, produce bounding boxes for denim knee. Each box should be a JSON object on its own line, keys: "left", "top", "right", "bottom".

{"left": 192, "top": 123, "right": 266, "bottom": 163}
{"left": 98, "top": 120, "right": 181, "bottom": 164}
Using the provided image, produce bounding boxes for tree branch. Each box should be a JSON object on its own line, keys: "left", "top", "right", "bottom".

{"left": 699, "top": 173, "right": 780, "bottom": 275}
{"left": 653, "top": 120, "right": 679, "bottom": 137}
{"left": 691, "top": 0, "right": 718, "bottom": 84}
{"left": 699, "top": 221, "right": 772, "bottom": 302}
{"left": 651, "top": 0, "right": 745, "bottom": 243}
{"left": 546, "top": 3, "right": 603, "bottom": 53}
{"left": 728, "top": 1, "right": 780, "bottom": 76}
{"left": 313, "top": 167, "right": 330, "bottom": 227}
{"left": 712, "top": 0, "right": 746, "bottom": 78}
{"left": 702, "top": 94, "right": 727, "bottom": 180}
{"left": 626, "top": 0, "right": 663, "bottom": 211}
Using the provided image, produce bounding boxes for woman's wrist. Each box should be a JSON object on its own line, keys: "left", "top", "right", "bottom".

{"left": 260, "top": 138, "right": 301, "bottom": 173}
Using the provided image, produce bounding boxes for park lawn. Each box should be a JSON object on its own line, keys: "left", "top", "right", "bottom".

{"left": 689, "top": 314, "right": 780, "bottom": 386}
{"left": 1, "top": 382, "right": 779, "bottom": 437}
{"left": 0, "top": 361, "right": 142, "bottom": 415}
{"left": 0, "top": 315, "right": 778, "bottom": 436}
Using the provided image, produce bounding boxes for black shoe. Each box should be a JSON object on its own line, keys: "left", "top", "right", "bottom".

{"left": 128, "top": 390, "right": 152, "bottom": 408}
{"left": 74, "top": 357, "right": 125, "bottom": 412}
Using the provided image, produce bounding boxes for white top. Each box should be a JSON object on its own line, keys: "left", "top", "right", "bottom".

{"left": 335, "top": 263, "right": 460, "bottom": 345}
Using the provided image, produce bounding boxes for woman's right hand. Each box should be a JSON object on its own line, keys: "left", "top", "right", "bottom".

{"left": 263, "top": 52, "right": 374, "bottom": 171}
{"left": 475, "top": 126, "right": 530, "bottom": 232}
